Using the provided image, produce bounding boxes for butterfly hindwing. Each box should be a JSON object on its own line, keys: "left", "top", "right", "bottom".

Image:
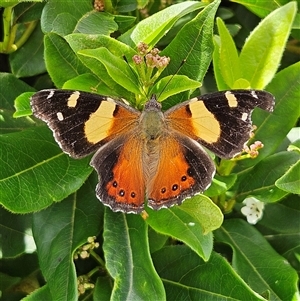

{"left": 31, "top": 89, "right": 140, "bottom": 158}
{"left": 91, "top": 135, "right": 146, "bottom": 213}
{"left": 147, "top": 134, "right": 215, "bottom": 210}
{"left": 165, "top": 90, "right": 275, "bottom": 158}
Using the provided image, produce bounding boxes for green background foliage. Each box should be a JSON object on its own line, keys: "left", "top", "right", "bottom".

{"left": 0, "top": 0, "right": 299, "bottom": 300}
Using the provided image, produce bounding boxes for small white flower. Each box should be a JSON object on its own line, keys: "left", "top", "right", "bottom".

{"left": 241, "top": 197, "right": 265, "bottom": 225}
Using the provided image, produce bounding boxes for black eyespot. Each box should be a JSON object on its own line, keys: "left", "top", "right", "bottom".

{"left": 181, "top": 175, "right": 187, "bottom": 181}
{"left": 172, "top": 184, "right": 178, "bottom": 191}
{"left": 161, "top": 187, "right": 166, "bottom": 194}
{"left": 113, "top": 181, "right": 118, "bottom": 187}
{"left": 131, "top": 192, "right": 136, "bottom": 198}
{"left": 119, "top": 189, "right": 125, "bottom": 197}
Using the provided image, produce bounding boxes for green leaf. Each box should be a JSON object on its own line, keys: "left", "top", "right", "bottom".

{"left": 0, "top": 72, "right": 35, "bottom": 110}
{"left": 152, "top": 246, "right": 266, "bottom": 300}
{"left": 214, "top": 219, "right": 299, "bottom": 301}
{"left": 22, "top": 284, "right": 52, "bottom": 301}
{"left": 150, "top": 75, "right": 201, "bottom": 102}
{"left": 148, "top": 227, "right": 168, "bottom": 253}
{"left": 112, "top": 0, "right": 137, "bottom": 13}
{"left": 65, "top": 33, "right": 136, "bottom": 58}
{"left": 0, "top": 207, "right": 35, "bottom": 258}
{"left": 114, "top": 15, "right": 136, "bottom": 32}
{"left": 78, "top": 47, "right": 141, "bottom": 96}
{"left": 237, "top": 62, "right": 300, "bottom": 170}
{"left": 119, "top": 1, "right": 206, "bottom": 47}
{"left": 75, "top": 12, "right": 117, "bottom": 35}
{"left": 258, "top": 198, "right": 300, "bottom": 273}
{"left": 236, "top": 151, "right": 300, "bottom": 203}
{"left": 275, "top": 160, "right": 300, "bottom": 194}
{"left": 41, "top": 1, "right": 92, "bottom": 36}
{"left": 146, "top": 195, "right": 223, "bottom": 261}
{"left": 103, "top": 210, "right": 165, "bottom": 300}
{"left": 239, "top": 2, "right": 297, "bottom": 89}
{"left": 161, "top": 0, "right": 220, "bottom": 106}
{"left": 214, "top": 17, "right": 241, "bottom": 89}
{"left": 205, "top": 174, "right": 237, "bottom": 197}
{"left": 0, "top": 1, "right": 20, "bottom": 8}
{"left": 9, "top": 23, "right": 45, "bottom": 78}
{"left": 259, "top": 199, "right": 300, "bottom": 235}
{"left": 13, "top": 2, "right": 45, "bottom": 23}
{"left": 231, "top": 0, "right": 281, "bottom": 18}
{"left": 32, "top": 176, "right": 103, "bottom": 301}
{"left": 0, "top": 73, "right": 36, "bottom": 132}
{"left": 212, "top": 35, "right": 230, "bottom": 90}
{"left": 13, "top": 92, "right": 34, "bottom": 117}
{"left": 0, "top": 127, "right": 92, "bottom": 213}
{"left": 44, "top": 33, "right": 90, "bottom": 87}
{"left": 65, "top": 34, "right": 136, "bottom": 101}
{"left": 93, "top": 277, "right": 113, "bottom": 300}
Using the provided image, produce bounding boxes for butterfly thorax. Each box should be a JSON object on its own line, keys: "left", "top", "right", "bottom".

{"left": 140, "top": 96, "right": 165, "bottom": 141}
{"left": 139, "top": 96, "right": 166, "bottom": 182}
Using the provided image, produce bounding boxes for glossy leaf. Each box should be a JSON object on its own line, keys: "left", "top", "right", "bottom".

{"left": 65, "top": 34, "right": 136, "bottom": 101}
{"left": 237, "top": 62, "right": 300, "bottom": 169}
{"left": 44, "top": 33, "right": 90, "bottom": 88}
{"left": 41, "top": 1, "right": 92, "bottom": 36}
{"left": 119, "top": 1, "right": 206, "bottom": 47}
{"left": 32, "top": 176, "right": 103, "bottom": 301}
{"left": 214, "top": 219, "right": 299, "bottom": 301}
{"left": 239, "top": 2, "right": 297, "bottom": 89}
{"left": 103, "top": 210, "right": 165, "bottom": 301}
{"left": 205, "top": 174, "right": 237, "bottom": 197}
{"left": 231, "top": 0, "right": 281, "bottom": 18}
{"left": 0, "top": 207, "right": 35, "bottom": 258}
{"left": 236, "top": 151, "right": 300, "bottom": 202}
{"left": 146, "top": 195, "right": 223, "bottom": 261}
{"left": 0, "top": 127, "right": 92, "bottom": 213}
{"left": 75, "top": 11, "right": 117, "bottom": 35}
{"left": 0, "top": 73, "right": 35, "bottom": 110}
{"left": 151, "top": 75, "right": 201, "bottom": 103}
{"left": 152, "top": 246, "right": 266, "bottom": 300}
{"left": 22, "top": 285, "right": 52, "bottom": 301}
{"left": 161, "top": 0, "right": 220, "bottom": 105}
{"left": 78, "top": 47, "right": 141, "bottom": 95}
{"left": 214, "top": 17, "right": 241, "bottom": 89}
{"left": 9, "top": 24, "right": 45, "bottom": 78}
{"left": 275, "top": 160, "right": 300, "bottom": 194}
{"left": 258, "top": 198, "right": 300, "bottom": 273}
{"left": 0, "top": 73, "right": 35, "bottom": 133}
{"left": 13, "top": 92, "right": 33, "bottom": 117}
{"left": 93, "top": 277, "right": 113, "bottom": 300}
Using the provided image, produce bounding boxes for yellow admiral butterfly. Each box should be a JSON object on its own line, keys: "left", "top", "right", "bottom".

{"left": 30, "top": 89, "right": 274, "bottom": 213}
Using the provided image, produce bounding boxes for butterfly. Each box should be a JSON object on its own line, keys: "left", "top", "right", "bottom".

{"left": 30, "top": 89, "right": 274, "bottom": 213}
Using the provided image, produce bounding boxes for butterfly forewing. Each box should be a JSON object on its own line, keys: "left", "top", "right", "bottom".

{"left": 31, "top": 89, "right": 140, "bottom": 158}
{"left": 165, "top": 90, "right": 275, "bottom": 158}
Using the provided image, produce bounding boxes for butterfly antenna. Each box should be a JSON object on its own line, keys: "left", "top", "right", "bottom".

{"left": 123, "top": 55, "right": 148, "bottom": 99}
{"left": 157, "top": 59, "right": 186, "bottom": 100}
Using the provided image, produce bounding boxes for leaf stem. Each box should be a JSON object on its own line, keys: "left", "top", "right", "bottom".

{"left": 90, "top": 250, "right": 105, "bottom": 267}
{"left": 14, "top": 20, "right": 39, "bottom": 50}
{"left": 0, "top": 6, "right": 38, "bottom": 54}
{"left": 0, "top": 6, "right": 14, "bottom": 53}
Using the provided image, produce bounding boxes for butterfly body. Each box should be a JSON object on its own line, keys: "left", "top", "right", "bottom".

{"left": 31, "top": 89, "right": 274, "bottom": 213}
